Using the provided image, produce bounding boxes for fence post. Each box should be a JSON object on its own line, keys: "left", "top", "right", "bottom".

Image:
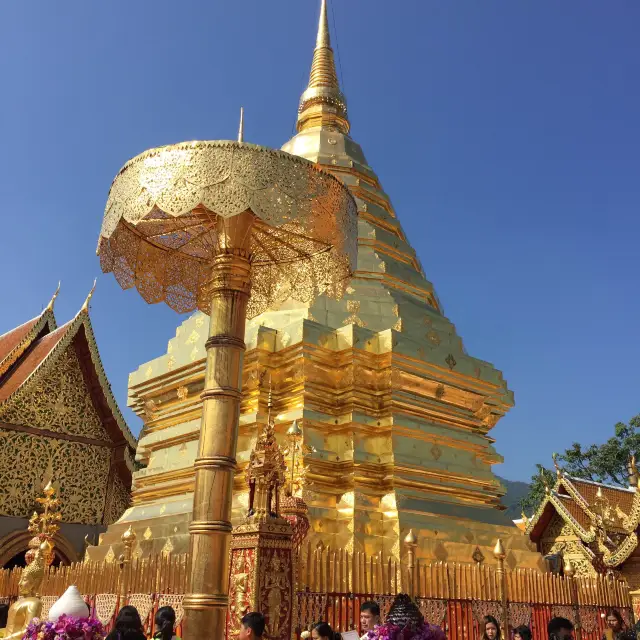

{"left": 404, "top": 530, "right": 418, "bottom": 598}
{"left": 563, "top": 558, "right": 582, "bottom": 640}
{"left": 119, "top": 526, "right": 136, "bottom": 604}
{"left": 493, "top": 539, "right": 508, "bottom": 637}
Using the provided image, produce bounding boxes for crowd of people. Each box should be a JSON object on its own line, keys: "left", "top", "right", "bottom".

{"left": 104, "top": 605, "right": 180, "bottom": 640}
{"left": 30, "top": 600, "right": 632, "bottom": 640}
{"left": 477, "top": 608, "right": 637, "bottom": 640}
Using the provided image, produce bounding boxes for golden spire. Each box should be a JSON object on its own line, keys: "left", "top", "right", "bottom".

{"left": 81, "top": 279, "right": 97, "bottom": 313}
{"left": 297, "top": 0, "right": 349, "bottom": 135}
{"left": 238, "top": 107, "right": 244, "bottom": 143}
{"left": 45, "top": 282, "right": 61, "bottom": 313}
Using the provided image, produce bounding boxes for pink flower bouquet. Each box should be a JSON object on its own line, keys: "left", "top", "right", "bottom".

{"left": 365, "top": 622, "right": 446, "bottom": 640}
{"left": 23, "top": 614, "right": 105, "bottom": 640}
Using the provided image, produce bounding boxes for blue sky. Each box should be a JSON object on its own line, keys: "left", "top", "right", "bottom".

{"left": 1, "top": 1, "right": 638, "bottom": 483}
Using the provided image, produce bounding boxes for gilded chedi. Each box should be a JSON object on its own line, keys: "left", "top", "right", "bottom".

{"left": 0, "top": 286, "right": 135, "bottom": 567}
{"left": 89, "top": 0, "right": 541, "bottom": 569}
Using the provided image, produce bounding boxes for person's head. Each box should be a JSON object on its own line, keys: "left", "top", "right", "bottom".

{"left": 360, "top": 601, "right": 381, "bottom": 632}
{"left": 239, "top": 612, "right": 265, "bottom": 640}
{"left": 514, "top": 625, "right": 532, "bottom": 640}
{"left": 115, "top": 606, "right": 144, "bottom": 635}
{"left": 606, "top": 609, "right": 625, "bottom": 632}
{"left": 154, "top": 606, "right": 176, "bottom": 640}
{"left": 548, "top": 617, "right": 574, "bottom": 640}
{"left": 312, "top": 622, "right": 339, "bottom": 640}
{"left": 483, "top": 616, "right": 501, "bottom": 640}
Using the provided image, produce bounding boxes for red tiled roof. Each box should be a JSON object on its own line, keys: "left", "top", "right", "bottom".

{"left": 0, "top": 316, "right": 40, "bottom": 366}
{"left": 556, "top": 494, "right": 592, "bottom": 530}
{"left": 0, "top": 322, "right": 71, "bottom": 403}
{"left": 569, "top": 477, "right": 636, "bottom": 515}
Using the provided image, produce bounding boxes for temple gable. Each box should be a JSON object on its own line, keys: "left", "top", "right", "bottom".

{"left": 0, "top": 296, "right": 136, "bottom": 566}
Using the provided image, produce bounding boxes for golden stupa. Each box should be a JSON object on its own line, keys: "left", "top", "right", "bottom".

{"left": 89, "top": 0, "right": 543, "bottom": 570}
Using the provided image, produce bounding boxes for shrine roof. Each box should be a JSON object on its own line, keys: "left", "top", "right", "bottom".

{"left": 0, "top": 305, "right": 136, "bottom": 450}
{"left": 525, "top": 472, "right": 640, "bottom": 570}
{"left": 555, "top": 493, "right": 591, "bottom": 530}
{"left": 0, "top": 321, "right": 71, "bottom": 403}
{"left": 564, "top": 477, "right": 636, "bottom": 515}
{"left": 0, "top": 309, "right": 56, "bottom": 380}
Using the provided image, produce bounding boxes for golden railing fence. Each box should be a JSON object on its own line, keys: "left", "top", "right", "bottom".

{"left": 0, "top": 538, "right": 633, "bottom": 640}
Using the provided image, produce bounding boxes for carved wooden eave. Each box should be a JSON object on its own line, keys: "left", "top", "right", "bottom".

{"left": 525, "top": 474, "right": 640, "bottom": 569}
{"left": 0, "top": 306, "right": 136, "bottom": 484}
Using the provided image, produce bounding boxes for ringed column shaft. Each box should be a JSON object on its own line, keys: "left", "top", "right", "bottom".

{"left": 182, "top": 244, "right": 252, "bottom": 640}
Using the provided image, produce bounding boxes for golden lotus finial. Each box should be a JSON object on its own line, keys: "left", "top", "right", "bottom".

{"left": 596, "top": 486, "right": 604, "bottom": 499}
{"left": 629, "top": 454, "right": 639, "bottom": 488}
{"left": 81, "top": 279, "right": 97, "bottom": 313}
{"left": 237, "top": 107, "right": 244, "bottom": 143}
{"left": 493, "top": 539, "right": 506, "bottom": 560}
{"left": 287, "top": 420, "right": 302, "bottom": 437}
{"left": 40, "top": 539, "right": 53, "bottom": 554}
{"left": 404, "top": 529, "right": 418, "bottom": 546}
{"left": 563, "top": 557, "right": 575, "bottom": 577}
{"left": 121, "top": 525, "right": 136, "bottom": 545}
{"left": 552, "top": 452, "right": 563, "bottom": 478}
{"left": 45, "top": 281, "right": 61, "bottom": 312}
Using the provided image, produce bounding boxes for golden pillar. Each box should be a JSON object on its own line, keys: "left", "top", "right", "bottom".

{"left": 186, "top": 216, "right": 253, "bottom": 634}
{"left": 493, "top": 539, "right": 508, "bottom": 636}
{"left": 404, "top": 530, "right": 418, "bottom": 598}
{"left": 563, "top": 558, "right": 582, "bottom": 640}
{"left": 97, "top": 141, "right": 357, "bottom": 640}
{"left": 119, "top": 526, "right": 136, "bottom": 603}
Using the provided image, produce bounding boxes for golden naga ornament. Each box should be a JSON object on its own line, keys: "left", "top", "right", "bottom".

{"left": 25, "top": 480, "right": 61, "bottom": 567}
{"left": 98, "top": 139, "right": 356, "bottom": 640}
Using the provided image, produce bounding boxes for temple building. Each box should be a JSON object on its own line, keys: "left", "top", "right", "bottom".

{"left": 0, "top": 287, "right": 136, "bottom": 567}
{"left": 522, "top": 465, "right": 640, "bottom": 587}
{"left": 88, "top": 0, "right": 542, "bottom": 569}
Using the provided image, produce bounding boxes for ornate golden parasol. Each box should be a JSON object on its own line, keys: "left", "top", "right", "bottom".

{"left": 97, "top": 139, "right": 357, "bottom": 640}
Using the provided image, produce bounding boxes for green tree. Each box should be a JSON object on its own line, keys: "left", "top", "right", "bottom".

{"left": 520, "top": 414, "right": 640, "bottom": 513}
{"left": 520, "top": 465, "right": 555, "bottom": 513}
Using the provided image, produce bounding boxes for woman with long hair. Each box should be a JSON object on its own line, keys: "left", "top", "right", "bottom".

{"left": 603, "top": 609, "right": 628, "bottom": 640}
{"left": 105, "top": 606, "right": 145, "bottom": 640}
{"left": 153, "top": 606, "right": 179, "bottom": 640}
{"left": 482, "top": 615, "right": 501, "bottom": 640}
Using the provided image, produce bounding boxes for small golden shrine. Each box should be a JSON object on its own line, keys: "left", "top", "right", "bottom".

{"left": 0, "top": 287, "right": 136, "bottom": 567}
{"left": 227, "top": 392, "right": 295, "bottom": 640}
{"left": 523, "top": 458, "right": 640, "bottom": 587}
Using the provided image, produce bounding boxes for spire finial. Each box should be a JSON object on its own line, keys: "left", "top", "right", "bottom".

{"left": 238, "top": 107, "right": 244, "bottom": 143}
{"left": 267, "top": 375, "right": 273, "bottom": 425}
{"left": 317, "top": 0, "right": 330, "bottom": 49}
{"left": 296, "top": 0, "right": 350, "bottom": 135}
{"left": 45, "top": 282, "right": 61, "bottom": 313}
{"left": 81, "top": 279, "right": 97, "bottom": 313}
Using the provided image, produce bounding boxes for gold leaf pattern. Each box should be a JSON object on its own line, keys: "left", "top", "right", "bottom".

{"left": 0, "top": 345, "right": 108, "bottom": 441}
{"left": 0, "top": 431, "right": 110, "bottom": 523}
{"left": 103, "top": 473, "right": 130, "bottom": 525}
{"left": 98, "top": 141, "right": 357, "bottom": 319}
